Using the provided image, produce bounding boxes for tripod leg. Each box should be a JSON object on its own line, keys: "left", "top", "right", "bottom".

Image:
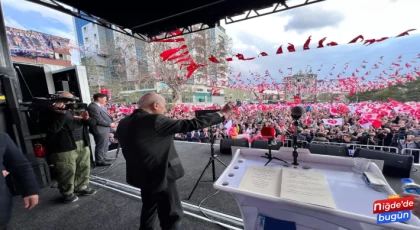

{"left": 264, "top": 159, "right": 272, "bottom": 166}
{"left": 214, "top": 157, "right": 227, "bottom": 167}
{"left": 187, "top": 158, "right": 213, "bottom": 200}
{"left": 211, "top": 157, "right": 216, "bottom": 181}
{"left": 273, "top": 157, "right": 288, "bottom": 164}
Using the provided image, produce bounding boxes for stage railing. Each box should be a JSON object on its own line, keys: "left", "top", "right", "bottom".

{"left": 283, "top": 139, "right": 308, "bottom": 148}
{"left": 310, "top": 141, "right": 399, "bottom": 154}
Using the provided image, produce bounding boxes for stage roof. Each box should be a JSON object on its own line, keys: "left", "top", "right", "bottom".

{"left": 26, "top": 0, "right": 325, "bottom": 41}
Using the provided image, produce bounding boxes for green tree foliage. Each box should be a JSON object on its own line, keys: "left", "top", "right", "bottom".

{"left": 347, "top": 79, "right": 420, "bottom": 102}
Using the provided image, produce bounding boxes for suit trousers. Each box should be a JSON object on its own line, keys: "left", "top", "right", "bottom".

{"left": 140, "top": 181, "right": 183, "bottom": 230}
{"left": 93, "top": 131, "right": 109, "bottom": 162}
{"left": 0, "top": 215, "right": 11, "bottom": 230}
{"left": 49, "top": 141, "right": 91, "bottom": 195}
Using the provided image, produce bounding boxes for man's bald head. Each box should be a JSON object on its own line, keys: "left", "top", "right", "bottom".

{"left": 138, "top": 93, "right": 166, "bottom": 114}
{"left": 59, "top": 91, "right": 74, "bottom": 98}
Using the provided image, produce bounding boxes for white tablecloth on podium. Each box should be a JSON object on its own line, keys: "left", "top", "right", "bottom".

{"left": 214, "top": 148, "right": 420, "bottom": 230}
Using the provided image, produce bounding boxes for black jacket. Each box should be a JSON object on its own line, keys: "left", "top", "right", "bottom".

{"left": 0, "top": 132, "right": 39, "bottom": 218}
{"left": 45, "top": 110, "right": 96, "bottom": 153}
{"left": 117, "top": 109, "right": 223, "bottom": 193}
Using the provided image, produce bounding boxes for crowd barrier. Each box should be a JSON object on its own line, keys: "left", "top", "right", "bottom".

{"left": 310, "top": 141, "right": 400, "bottom": 154}
{"left": 401, "top": 148, "right": 420, "bottom": 165}
{"left": 401, "top": 148, "right": 420, "bottom": 156}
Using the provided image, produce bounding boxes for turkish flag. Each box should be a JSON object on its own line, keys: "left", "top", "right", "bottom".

{"left": 294, "top": 95, "right": 301, "bottom": 104}
{"left": 322, "top": 118, "right": 343, "bottom": 125}
{"left": 361, "top": 113, "right": 378, "bottom": 121}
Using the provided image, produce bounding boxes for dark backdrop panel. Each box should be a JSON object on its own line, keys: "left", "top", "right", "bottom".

{"left": 52, "top": 69, "right": 81, "bottom": 100}
{"left": 13, "top": 63, "right": 49, "bottom": 102}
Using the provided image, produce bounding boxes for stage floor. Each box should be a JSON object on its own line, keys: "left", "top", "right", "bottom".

{"left": 9, "top": 141, "right": 420, "bottom": 229}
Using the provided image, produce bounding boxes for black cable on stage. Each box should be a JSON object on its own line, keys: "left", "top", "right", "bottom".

{"left": 91, "top": 162, "right": 126, "bottom": 176}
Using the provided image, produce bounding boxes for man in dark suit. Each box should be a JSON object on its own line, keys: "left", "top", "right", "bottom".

{"left": 88, "top": 93, "right": 115, "bottom": 166}
{"left": 1, "top": 132, "right": 39, "bottom": 229}
{"left": 117, "top": 93, "right": 233, "bottom": 230}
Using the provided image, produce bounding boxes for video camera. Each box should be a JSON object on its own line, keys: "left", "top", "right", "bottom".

{"left": 31, "top": 92, "right": 87, "bottom": 112}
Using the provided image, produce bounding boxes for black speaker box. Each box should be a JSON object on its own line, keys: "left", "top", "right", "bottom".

{"left": 251, "top": 140, "right": 282, "bottom": 150}
{"left": 6, "top": 157, "right": 51, "bottom": 196}
{"left": 354, "top": 148, "right": 413, "bottom": 178}
{"left": 220, "top": 139, "right": 234, "bottom": 154}
{"left": 220, "top": 139, "right": 250, "bottom": 154}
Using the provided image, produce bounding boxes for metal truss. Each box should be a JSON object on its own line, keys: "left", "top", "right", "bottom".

{"left": 25, "top": 0, "right": 150, "bottom": 42}
{"left": 151, "top": 23, "right": 214, "bottom": 41}
{"left": 26, "top": 0, "right": 325, "bottom": 42}
{"left": 224, "top": 0, "right": 326, "bottom": 25}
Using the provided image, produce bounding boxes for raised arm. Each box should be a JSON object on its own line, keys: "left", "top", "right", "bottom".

{"left": 154, "top": 113, "right": 224, "bottom": 136}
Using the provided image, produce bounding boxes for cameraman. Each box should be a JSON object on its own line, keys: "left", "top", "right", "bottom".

{"left": 45, "top": 92, "right": 97, "bottom": 204}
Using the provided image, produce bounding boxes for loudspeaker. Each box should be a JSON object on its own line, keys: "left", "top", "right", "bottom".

{"left": 220, "top": 139, "right": 249, "bottom": 154}
{"left": 354, "top": 148, "right": 413, "bottom": 178}
{"left": 309, "top": 143, "right": 327, "bottom": 155}
{"left": 251, "top": 140, "right": 282, "bottom": 150}
{"left": 220, "top": 139, "right": 234, "bottom": 154}
{"left": 233, "top": 139, "right": 249, "bottom": 148}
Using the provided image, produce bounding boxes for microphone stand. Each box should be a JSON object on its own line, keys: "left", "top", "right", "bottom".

{"left": 261, "top": 138, "right": 288, "bottom": 166}
{"left": 292, "top": 120, "right": 299, "bottom": 166}
{"left": 188, "top": 128, "right": 226, "bottom": 200}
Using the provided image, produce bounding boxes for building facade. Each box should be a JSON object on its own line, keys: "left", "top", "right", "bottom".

{"left": 73, "top": 17, "right": 89, "bottom": 47}
{"left": 6, "top": 26, "right": 72, "bottom": 68}
{"left": 283, "top": 72, "right": 317, "bottom": 102}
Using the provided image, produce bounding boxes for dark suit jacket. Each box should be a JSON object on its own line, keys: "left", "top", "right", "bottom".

{"left": 87, "top": 103, "right": 113, "bottom": 134}
{"left": 117, "top": 109, "right": 224, "bottom": 193}
{"left": 0, "top": 132, "right": 39, "bottom": 218}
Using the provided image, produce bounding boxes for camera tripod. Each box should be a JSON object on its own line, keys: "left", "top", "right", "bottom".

{"left": 187, "top": 129, "right": 227, "bottom": 200}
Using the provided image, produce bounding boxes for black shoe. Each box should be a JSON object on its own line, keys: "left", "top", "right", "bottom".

{"left": 63, "top": 194, "right": 78, "bottom": 203}
{"left": 96, "top": 161, "right": 112, "bottom": 166}
{"left": 75, "top": 188, "right": 97, "bottom": 195}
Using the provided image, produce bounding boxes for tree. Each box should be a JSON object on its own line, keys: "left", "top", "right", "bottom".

{"left": 80, "top": 29, "right": 154, "bottom": 100}
{"left": 80, "top": 25, "right": 233, "bottom": 103}
{"left": 346, "top": 78, "right": 420, "bottom": 102}
{"left": 140, "top": 26, "right": 233, "bottom": 103}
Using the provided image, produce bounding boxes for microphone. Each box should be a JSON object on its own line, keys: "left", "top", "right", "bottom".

{"left": 291, "top": 106, "right": 304, "bottom": 120}
{"left": 261, "top": 126, "right": 277, "bottom": 145}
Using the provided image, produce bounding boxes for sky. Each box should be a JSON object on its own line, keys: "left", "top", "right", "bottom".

{"left": 2, "top": 0, "right": 420, "bottom": 84}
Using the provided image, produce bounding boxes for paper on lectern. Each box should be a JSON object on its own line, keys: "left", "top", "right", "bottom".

{"left": 238, "top": 165, "right": 336, "bottom": 209}
{"left": 238, "top": 165, "right": 282, "bottom": 197}
{"left": 280, "top": 168, "right": 336, "bottom": 209}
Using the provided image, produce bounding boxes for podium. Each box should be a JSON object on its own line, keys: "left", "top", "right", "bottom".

{"left": 214, "top": 148, "right": 420, "bottom": 230}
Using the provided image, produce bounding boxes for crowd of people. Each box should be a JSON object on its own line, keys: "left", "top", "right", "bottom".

{"left": 105, "top": 101, "right": 420, "bottom": 156}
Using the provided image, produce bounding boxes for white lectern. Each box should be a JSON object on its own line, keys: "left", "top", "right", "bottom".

{"left": 214, "top": 148, "right": 420, "bottom": 230}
